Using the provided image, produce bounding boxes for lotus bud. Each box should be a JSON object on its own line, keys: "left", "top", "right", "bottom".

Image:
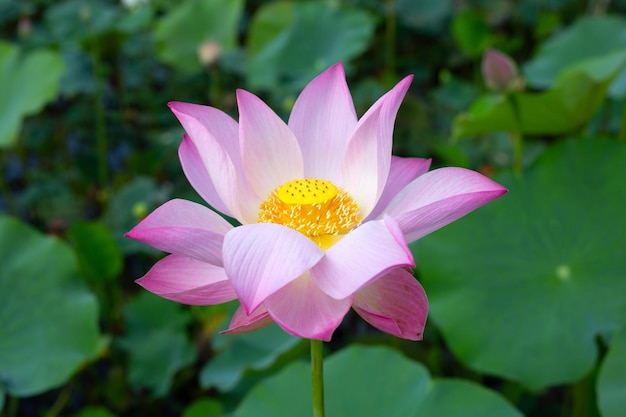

{"left": 481, "top": 48, "right": 524, "bottom": 93}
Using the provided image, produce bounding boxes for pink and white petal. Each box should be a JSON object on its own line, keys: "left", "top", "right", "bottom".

{"left": 137, "top": 254, "right": 237, "bottom": 305}
{"left": 385, "top": 167, "right": 508, "bottom": 243}
{"left": 178, "top": 134, "right": 233, "bottom": 217}
{"left": 126, "top": 199, "right": 232, "bottom": 265}
{"left": 223, "top": 223, "right": 323, "bottom": 313}
{"left": 237, "top": 89, "right": 304, "bottom": 200}
{"left": 169, "top": 101, "right": 242, "bottom": 166}
{"left": 367, "top": 156, "right": 432, "bottom": 220}
{"left": 353, "top": 268, "right": 428, "bottom": 340}
{"left": 264, "top": 274, "right": 352, "bottom": 341}
{"left": 342, "top": 76, "right": 413, "bottom": 217}
{"left": 221, "top": 304, "right": 274, "bottom": 335}
{"left": 171, "top": 102, "right": 259, "bottom": 221}
{"left": 311, "top": 216, "right": 414, "bottom": 300}
{"left": 288, "top": 63, "right": 357, "bottom": 182}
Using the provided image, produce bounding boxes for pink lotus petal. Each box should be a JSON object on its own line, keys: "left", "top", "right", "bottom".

{"left": 353, "top": 268, "right": 428, "bottom": 340}
{"left": 264, "top": 274, "right": 352, "bottom": 341}
{"left": 223, "top": 223, "right": 323, "bottom": 313}
{"left": 367, "top": 156, "right": 432, "bottom": 220}
{"left": 221, "top": 304, "right": 274, "bottom": 335}
{"left": 170, "top": 102, "right": 260, "bottom": 222}
{"left": 178, "top": 135, "right": 231, "bottom": 216}
{"left": 385, "top": 167, "right": 508, "bottom": 243}
{"left": 126, "top": 199, "right": 232, "bottom": 265}
{"left": 137, "top": 254, "right": 237, "bottom": 305}
{"left": 342, "top": 76, "right": 413, "bottom": 217}
{"left": 288, "top": 63, "right": 357, "bottom": 182}
{"left": 311, "top": 216, "right": 414, "bottom": 300}
{"left": 237, "top": 89, "right": 304, "bottom": 200}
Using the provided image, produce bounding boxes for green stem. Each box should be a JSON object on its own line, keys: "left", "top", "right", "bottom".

{"left": 619, "top": 100, "right": 626, "bottom": 141}
{"left": 384, "top": 0, "right": 396, "bottom": 80}
{"left": 310, "top": 339, "right": 325, "bottom": 417}
{"left": 507, "top": 94, "right": 524, "bottom": 175}
{"left": 43, "top": 383, "right": 73, "bottom": 417}
{"left": 4, "top": 395, "right": 18, "bottom": 417}
{"left": 92, "top": 42, "right": 109, "bottom": 190}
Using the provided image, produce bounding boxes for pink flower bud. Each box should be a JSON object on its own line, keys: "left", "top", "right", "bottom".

{"left": 481, "top": 48, "right": 524, "bottom": 92}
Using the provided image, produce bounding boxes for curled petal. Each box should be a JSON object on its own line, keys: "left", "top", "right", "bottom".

{"left": 367, "top": 156, "right": 431, "bottom": 220}
{"left": 385, "top": 167, "right": 508, "bottom": 243}
{"left": 223, "top": 223, "right": 324, "bottom": 313}
{"left": 137, "top": 254, "right": 237, "bottom": 305}
{"left": 125, "top": 199, "right": 232, "bottom": 265}
{"left": 353, "top": 268, "right": 428, "bottom": 340}
{"left": 238, "top": 89, "right": 304, "bottom": 200}
{"left": 221, "top": 304, "right": 274, "bottom": 335}
{"left": 288, "top": 62, "right": 357, "bottom": 182}
{"left": 311, "top": 216, "right": 414, "bottom": 300}
{"left": 265, "top": 274, "right": 352, "bottom": 341}
{"left": 170, "top": 102, "right": 258, "bottom": 222}
{"left": 342, "top": 76, "right": 413, "bottom": 217}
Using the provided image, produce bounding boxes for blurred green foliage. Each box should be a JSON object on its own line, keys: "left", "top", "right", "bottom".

{"left": 1, "top": 0, "right": 626, "bottom": 416}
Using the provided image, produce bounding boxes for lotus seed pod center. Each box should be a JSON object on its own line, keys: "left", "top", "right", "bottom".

{"left": 258, "top": 178, "right": 362, "bottom": 243}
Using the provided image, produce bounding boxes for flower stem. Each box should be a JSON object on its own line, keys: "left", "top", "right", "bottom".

{"left": 310, "top": 339, "right": 325, "bottom": 417}
{"left": 507, "top": 94, "right": 524, "bottom": 175}
{"left": 91, "top": 41, "right": 109, "bottom": 190}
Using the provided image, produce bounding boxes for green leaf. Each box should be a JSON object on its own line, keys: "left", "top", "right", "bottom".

{"left": 454, "top": 51, "right": 626, "bottom": 139}
{"left": 0, "top": 42, "right": 63, "bottom": 148}
{"left": 234, "top": 345, "right": 522, "bottom": 417}
{"left": 395, "top": 0, "right": 451, "bottom": 34}
{"left": 73, "top": 407, "right": 118, "bottom": 417}
{"left": 182, "top": 399, "right": 223, "bottom": 417}
{"left": 246, "top": 1, "right": 375, "bottom": 91}
{"left": 451, "top": 10, "right": 490, "bottom": 56}
{"left": 67, "top": 221, "right": 123, "bottom": 283}
{"left": 154, "top": 0, "right": 243, "bottom": 72}
{"left": 415, "top": 137, "right": 626, "bottom": 390}
{"left": 597, "top": 329, "right": 626, "bottom": 417}
{"left": 523, "top": 15, "right": 626, "bottom": 97}
{"left": 0, "top": 216, "right": 105, "bottom": 398}
{"left": 118, "top": 292, "right": 196, "bottom": 397}
{"left": 200, "top": 323, "right": 301, "bottom": 391}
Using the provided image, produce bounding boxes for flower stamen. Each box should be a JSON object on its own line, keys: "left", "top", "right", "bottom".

{"left": 258, "top": 179, "right": 362, "bottom": 242}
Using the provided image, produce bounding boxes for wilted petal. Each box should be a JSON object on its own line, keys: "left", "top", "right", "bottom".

{"left": 238, "top": 89, "right": 304, "bottom": 200}
{"left": 288, "top": 62, "right": 357, "bottom": 182}
{"left": 311, "top": 216, "right": 414, "bottom": 300}
{"left": 221, "top": 304, "right": 274, "bottom": 335}
{"left": 170, "top": 102, "right": 258, "bottom": 222}
{"left": 264, "top": 274, "right": 352, "bottom": 341}
{"left": 137, "top": 254, "right": 237, "bottom": 305}
{"left": 223, "top": 223, "right": 323, "bottom": 313}
{"left": 342, "top": 76, "right": 413, "bottom": 217}
{"left": 386, "top": 167, "right": 507, "bottom": 243}
{"left": 353, "top": 268, "right": 428, "bottom": 340}
{"left": 126, "top": 199, "right": 232, "bottom": 265}
{"left": 367, "top": 156, "right": 431, "bottom": 220}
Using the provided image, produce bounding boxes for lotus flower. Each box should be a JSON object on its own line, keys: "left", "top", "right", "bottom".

{"left": 126, "top": 63, "right": 507, "bottom": 341}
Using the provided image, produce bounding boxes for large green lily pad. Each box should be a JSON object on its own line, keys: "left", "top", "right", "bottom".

{"left": 0, "top": 217, "right": 104, "bottom": 400}
{"left": 597, "top": 329, "right": 626, "bottom": 417}
{"left": 523, "top": 15, "right": 626, "bottom": 98}
{"left": 246, "top": 1, "right": 375, "bottom": 92}
{"left": 234, "top": 345, "right": 522, "bottom": 417}
{"left": 117, "top": 292, "right": 196, "bottom": 397}
{"left": 200, "top": 323, "right": 302, "bottom": 391}
{"left": 414, "top": 137, "right": 626, "bottom": 390}
{"left": 453, "top": 51, "right": 626, "bottom": 139}
{"left": 0, "top": 42, "right": 63, "bottom": 148}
